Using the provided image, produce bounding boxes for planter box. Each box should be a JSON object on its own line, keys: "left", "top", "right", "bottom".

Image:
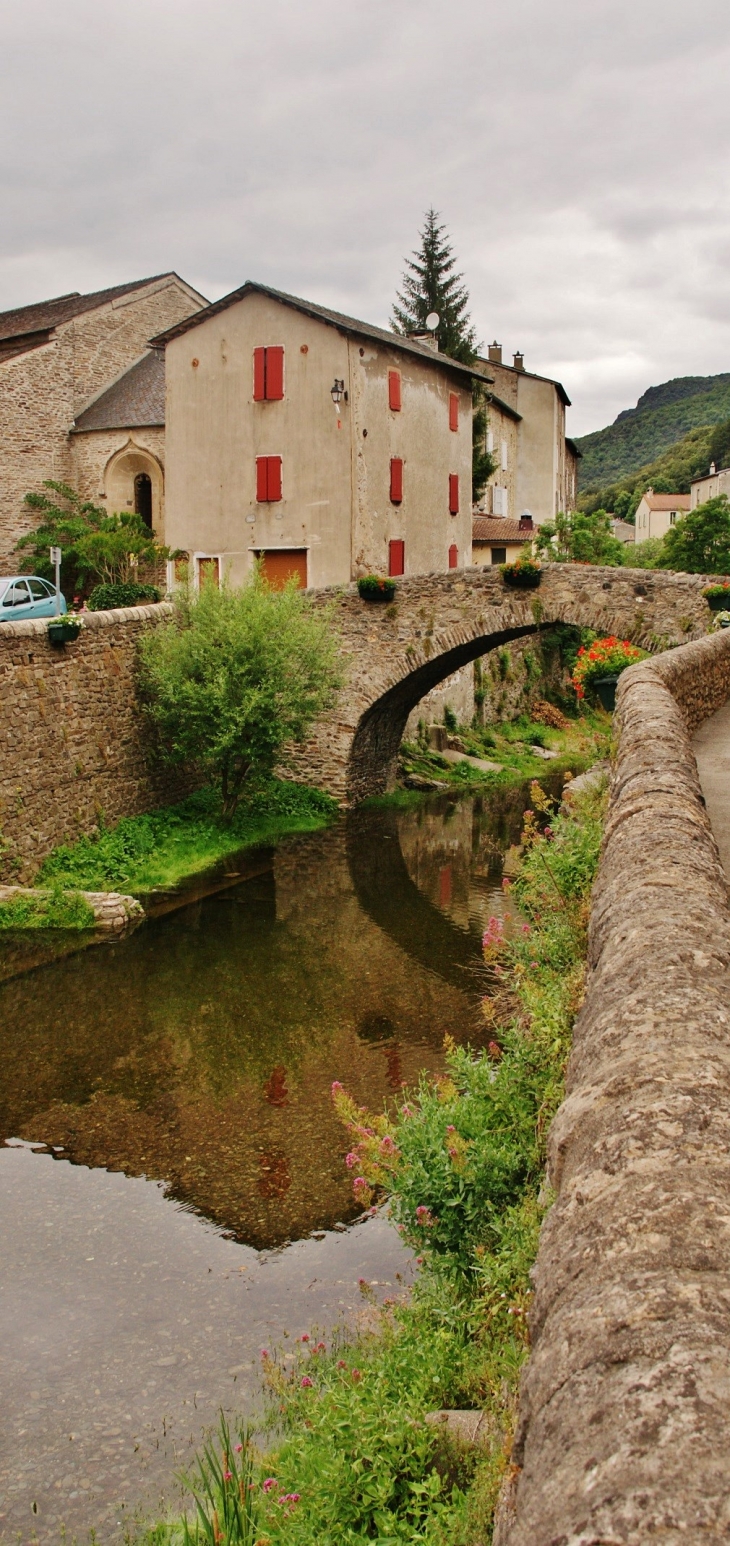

{"left": 706, "top": 593, "right": 730, "bottom": 612}
{"left": 502, "top": 571, "right": 541, "bottom": 590}
{"left": 592, "top": 676, "right": 619, "bottom": 713}
{"left": 47, "top": 621, "right": 82, "bottom": 646}
{"left": 358, "top": 580, "right": 396, "bottom": 603}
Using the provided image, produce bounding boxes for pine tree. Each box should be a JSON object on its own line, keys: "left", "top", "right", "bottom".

{"left": 392, "top": 209, "right": 479, "bottom": 365}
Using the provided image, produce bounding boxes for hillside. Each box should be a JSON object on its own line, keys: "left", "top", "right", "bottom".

{"left": 577, "top": 423, "right": 716, "bottom": 516}
{"left": 576, "top": 373, "right": 730, "bottom": 488}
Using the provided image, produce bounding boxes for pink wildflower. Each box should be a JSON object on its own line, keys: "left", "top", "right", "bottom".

{"left": 337, "top": 1359, "right": 347, "bottom": 1368}
{"left": 351, "top": 1368, "right": 362, "bottom": 1382}
{"left": 353, "top": 1177, "right": 370, "bottom": 1203}
{"left": 345, "top": 1151, "right": 357, "bottom": 1169}
{"left": 286, "top": 1493, "right": 301, "bottom": 1504}
{"left": 300, "top": 1376, "right": 313, "bottom": 1388}
{"left": 380, "top": 1135, "right": 397, "bottom": 1155}
{"left": 315, "top": 1341, "right": 326, "bottom": 1352}
{"left": 415, "top": 1205, "right": 435, "bottom": 1228}
{"left": 300, "top": 1333, "right": 310, "bottom": 1342}
{"left": 331, "top": 1081, "right": 344, "bottom": 1096}
{"left": 260, "top": 1349, "right": 270, "bottom": 1360}
{"left": 263, "top": 1478, "right": 277, "bottom": 1493}
{"left": 223, "top": 1470, "right": 233, "bottom": 1482}
{"left": 521, "top": 923, "right": 531, "bottom": 934}
{"left": 234, "top": 1443, "right": 243, "bottom": 1454}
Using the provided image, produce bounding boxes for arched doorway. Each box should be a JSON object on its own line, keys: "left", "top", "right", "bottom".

{"left": 134, "top": 473, "right": 153, "bottom": 529}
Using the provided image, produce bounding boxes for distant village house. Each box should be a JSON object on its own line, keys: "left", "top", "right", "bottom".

{"left": 634, "top": 489, "right": 690, "bottom": 543}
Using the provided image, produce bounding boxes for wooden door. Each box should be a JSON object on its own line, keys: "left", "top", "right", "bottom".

{"left": 258, "top": 549, "right": 308, "bottom": 590}
{"left": 198, "top": 556, "right": 220, "bottom": 588}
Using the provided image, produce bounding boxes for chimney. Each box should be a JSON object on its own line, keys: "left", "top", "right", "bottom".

{"left": 408, "top": 331, "right": 439, "bottom": 352}
{"left": 710, "top": 461, "right": 717, "bottom": 475}
{"left": 513, "top": 351, "right": 525, "bottom": 371}
{"left": 488, "top": 340, "right": 502, "bottom": 364}
{"left": 518, "top": 511, "right": 534, "bottom": 531}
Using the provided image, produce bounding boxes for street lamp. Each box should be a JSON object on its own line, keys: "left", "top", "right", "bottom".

{"left": 330, "top": 378, "right": 346, "bottom": 408}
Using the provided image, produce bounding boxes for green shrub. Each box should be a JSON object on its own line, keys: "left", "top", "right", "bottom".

{"left": 0, "top": 888, "right": 95, "bottom": 930}
{"left": 88, "top": 581, "right": 161, "bottom": 611}
{"left": 357, "top": 575, "right": 396, "bottom": 601}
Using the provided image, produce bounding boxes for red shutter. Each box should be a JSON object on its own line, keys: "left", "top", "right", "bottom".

{"left": 267, "top": 455, "right": 282, "bottom": 501}
{"left": 449, "top": 393, "right": 459, "bottom": 432}
{"left": 266, "top": 346, "right": 284, "bottom": 400}
{"left": 388, "top": 370, "right": 402, "bottom": 411}
{"left": 253, "top": 348, "right": 266, "bottom": 401}
{"left": 256, "top": 456, "right": 269, "bottom": 500}
{"left": 389, "top": 539, "right": 405, "bottom": 577}
{"left": 390, "top": 457, "right": 403, "bottom": 504}
{"left": 449, "top": 473, "right": 459, "bottom": 514}
{"left": 448, "top": 543, "right": 458, "bottom": 569}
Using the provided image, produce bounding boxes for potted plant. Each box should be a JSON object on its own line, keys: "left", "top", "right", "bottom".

{"left": 500, "top": 557, "right": 541, "bottom": 589}
{"left": 47, "top": 612, "right": 84, "bottom": 646}
{"left": 571, "top": 635, "right": 646, "bottom": 712}
{"left": 357, "top": 575, "right": 396, "bottom": 603}
{"left": 702, "top": 582, "right": 730, "bottom": 612}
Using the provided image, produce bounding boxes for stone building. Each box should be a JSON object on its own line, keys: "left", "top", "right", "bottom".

{"left": 690, "top": 463, "right": 730, "bottom": 509}
{"left": 634, "top": 488, "right": 690, "bottom": 543}
{"left": 474, "top": 342, "right": 579, "bottom": 524}
{"left": 0, "top": 273, "right": 207, "bottom": 563}
{"left": 153, "top": 281, "right": 476, "bottom": 590}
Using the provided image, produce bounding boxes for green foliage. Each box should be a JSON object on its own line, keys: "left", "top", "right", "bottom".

{"left": 357, "top": 575, "right": 396, "bottom": 601}
{"left": 708, "top": 417, "right": 730, "bottom": 473}
{"left": 578, "top": 423, "right": 716, "bottom": 516}
{"left": 625, "top": 535, "right": 667, "bottom": 569}
{"left": 575, "top": 373, "right": 730, "bottom": 489}
{"left": 500, "top": 557, "right": 542, "bottom": 586}
{"left": 38, "top": 781, "right": 338, "bottom": 895}
{"left": 88, "top": 581, "right": 161, "bottom": 611}
{"left": 392, "top": 208, "right": 478, "bottom": 364}
{"left": 443, "top": 704, "right": 458, "bottom": 732}
{"left": 535, "top": 508, "right": 626, "bottom": 566}
{"left": 138, "top": 577, "right": 343, "bottom": 819}
{"left": 180, "top": 1416, "right": 261, "bottom": 1546}
{"left": 656, "top": 494, "right": 730, "bottom": 575}
{"left": 17, "top": 480, "right": 167, "bottom": 597}
{"left": 472, "top": 385, "right": 498, "bottom": 500}
{"left": 0, "top": 887, "right": 95, "bottom": 930}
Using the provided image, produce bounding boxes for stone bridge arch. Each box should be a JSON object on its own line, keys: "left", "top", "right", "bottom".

{"left": 292, "top": 564, "right": 713, "bottom": 803}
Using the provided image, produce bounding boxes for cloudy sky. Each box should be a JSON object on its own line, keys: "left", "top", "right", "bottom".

{"left": 2, "top": 0, "right": 729, "bottom": 435}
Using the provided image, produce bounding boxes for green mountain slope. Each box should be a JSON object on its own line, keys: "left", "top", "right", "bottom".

{"left": 577, "top": 424, "right": 716, "bottom": 516}
{"left": 577, "top": 373, "right": 730, "bottom": 488}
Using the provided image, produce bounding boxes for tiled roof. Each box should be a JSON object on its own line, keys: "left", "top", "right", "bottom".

{"left": 152, "top": 280, "right": 486, "bottom": 385}
{"left": 472, "top": 517, "right": 532, "bottom": 542}
{"left": 642, "top": 492, "right": 691, "bottom": 511}
{"left": 72, "top": 350, "right": 165, "bottom": 432}
{"left": 0, "top": 275, "right": 174, "bottom": 345}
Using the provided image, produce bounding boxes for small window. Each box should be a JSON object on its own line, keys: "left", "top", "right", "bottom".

{"left": 389, "top": 539, "right": 405, "bottom": 577}
{"left": 388, "top": 370, "right": 402, "bottom": 411}
{"left": 670, "top": 511, "right": 677, "bottom": 524}
{"left": 253, "top": 346, "right": 285, "bottom": 401}
{"left": 490, "top": 546, "right": 507, "bottom": 565}
{"left": 448, "top": 544, "right": 458, "bottom": 569}
{"left": 28, "top": 578, "right": 51, "bottom": 599}
{"left": 390, "top": 457, "right": 403, "bottom": 504}
{"left": 448, "top": 474, "right": 459, "bottom": 515}
{"left": 3, "top": 580, "right": 30, "bottom": 607}
{"left": 449, "top": 393, "right": 459, "bottom": 432}
{"left": 256, "top": 455, "right": 283, "bottom": 501}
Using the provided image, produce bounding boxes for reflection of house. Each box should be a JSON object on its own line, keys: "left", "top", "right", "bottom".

{"left": 474, "top": 343, "right": 579, "bottom": 524}
{"left": 691, "top": 464, "right": 730, "bottom": 508}
{"left": 154, "top": 281, "right": 475, "bottom": 590}
{"left": 0, "top": 274, "right": 207, "bottom": 562}
{"left": 471, "top": 514, "right": 534, "bottom": 567}
{"left": 634, "top": 489, "right": 690, "bottom": 543}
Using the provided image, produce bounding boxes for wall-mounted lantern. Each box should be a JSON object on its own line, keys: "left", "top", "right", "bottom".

{"left": 330, "top": 378, "right": 347, "bottom": 407}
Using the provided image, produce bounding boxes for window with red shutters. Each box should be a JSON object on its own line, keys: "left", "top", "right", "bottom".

{"left": 449, "top": 393, "right": 459, "bottom": 432}
{"left": 253, "top": 347, "right": 285, "bottom": 401}
{"left": 389, "top": 539, "right": 405, "bottom": 577}
{"left": 390, "top": 457, "right": 403, "bottom": 504}
{"left": 449, "top": 473, "right": 459, "bottom": 514}
{"left": 256, "top": 455, "right": 283, "bottom": 501}
{"left": 449, "top": 544, "right": 458, "bottom": 569}
{"left": 388, "top": 370, "right": 402, "bottom": 411}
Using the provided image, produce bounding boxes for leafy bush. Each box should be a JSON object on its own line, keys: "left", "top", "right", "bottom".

{"left": 0, "top": 888, "right": 95, "bottom": 930}
{"left": 535, "top": 508, "right": 626, "bottom": 567}
{"left": 88, "top": 581, "right": 161, "bottom": 611}
{"left": 659, "top": 495, "right": 730, "bottom": 574}
{"left": 357, "top": 575, "right": 396, "bottom": 601}
{"left": 16, "top": 481, "right": 167, "bottom": 597}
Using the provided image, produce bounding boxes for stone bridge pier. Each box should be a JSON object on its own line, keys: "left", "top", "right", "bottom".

{"left": 291, "top": 563, "right": 714, "bottom": 802}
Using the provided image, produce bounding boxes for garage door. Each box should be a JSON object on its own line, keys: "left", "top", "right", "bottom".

{"left": 257, "top": 550, "right": 308, "bottom": 590}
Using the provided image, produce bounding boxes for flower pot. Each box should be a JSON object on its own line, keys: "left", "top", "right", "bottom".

{"left": 502, "top": 571, "right": 541, "bottom": 589}
{"left": 706, "top": 593, "right": 730, "bottom": 612}
{"left": 593, "top": 676, "right": 619, "bottom": 712}
{"left": 47, "top": 621, "right": 81, "bottom": 646}
{"left": 358, "top": 579, "right": 396, "bottom": 602}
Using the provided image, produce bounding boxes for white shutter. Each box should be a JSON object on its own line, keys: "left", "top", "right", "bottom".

{"left": 493, "top": 486, "right": 508, "bottom": 517}
{"left": 487, "top": 430, "right": 494, "bottom": 454}
{"left": 501, "top": 439, "right": 508, "bottom": 471}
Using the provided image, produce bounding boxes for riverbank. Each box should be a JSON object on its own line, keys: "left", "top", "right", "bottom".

{"left": 139, "top": 770, "right": 607, "bottom": 1546}
{"left": 394, "top": 707, "right": 610, "bottom": 798}
{"left": 35, "top": 780, "right": 339, "bottom": 898}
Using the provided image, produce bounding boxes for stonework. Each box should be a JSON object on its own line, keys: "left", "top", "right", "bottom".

{"left": 495, "top": 626, "right": 730, "bottom": 1544}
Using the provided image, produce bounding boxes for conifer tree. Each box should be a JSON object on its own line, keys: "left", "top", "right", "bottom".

{"left": 392, "top": 209, "right": 478, "bottom": 364}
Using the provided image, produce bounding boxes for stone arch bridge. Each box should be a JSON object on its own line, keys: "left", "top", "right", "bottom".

{"left": 292, "top": 563, "right": 715, "bottom": 802}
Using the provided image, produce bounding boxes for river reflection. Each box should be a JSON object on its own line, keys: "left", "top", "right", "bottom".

{"left": 0, "top": 784, "right": 539, "bottom": 1251}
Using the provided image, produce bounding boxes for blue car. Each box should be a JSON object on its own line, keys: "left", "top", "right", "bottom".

{"left": 0, "top": 575, "right": 67, "bottom": 621}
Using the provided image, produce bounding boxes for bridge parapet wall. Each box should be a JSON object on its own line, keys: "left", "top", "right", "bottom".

{"left": 497, "top": 627, "right": 730, "bottom": 1543}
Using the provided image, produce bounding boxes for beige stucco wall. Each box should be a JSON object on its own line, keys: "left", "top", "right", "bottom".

{"left": 70, "top": 429, "right": 166, "bottom": 534}
{"left": 691, "top": 468, "right": 730, "bottom": 508}
{"left": 481, "top": 399, "right": 518, "bottom": 519}
{"left": 634, "top": 495, "right": 689, "bottom": 543}
{"left": 163, "top": 292, "right": 473, "bottom": 588}
{"left": 483, "top": 361, "right": 572, "bottom": 523}
{"left": 0, "top": 277, "right": 204, "bottom": 564}
{"left": 472, "top": 539, "right": 528, "bottom": 567}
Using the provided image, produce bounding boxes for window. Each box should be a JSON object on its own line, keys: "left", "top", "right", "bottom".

{"left": 448, "top": 544, "right": 458, "bottom": 569}
{"left": 134, "top": 472, "right": 153, "bottom": 529}
{"left": 253, "top": 346, "right": 285, "bottom": 401}
{"left": 501, "top": 439, "right": 508, "bottom": 471}
{"left": 255, "top": 550, "right": 307, "bottom": 589}
{"left": 670, "top": 512, "right": 677, "bottom": 524}
{"left": 390, "top": 457, "right": 403, "bottom": 504}
{"left": 449, "top": 393, "right": 459, "bottom": 432}
{"left": 256, "top": 455, "right": 283, "bottom": 501}
{"left": 388, "top": 370, "right": 402, "bottom": 411}
{"left": 490, "top": 547, "right": 507, "bottom": 565}
{"left": 28, "top": 578, "right": 53, "bottom": 599}
{"left": 389, "top": 539, "right": 405, "bottom": 577}
{"left": 196, "top": 556, "right": 220, "bottom": 589}
{"left": 448, "top": 474, "right": 459, "bottom": 514}
{"left": 2, "top": 580, "right": 30, "bottom": 607}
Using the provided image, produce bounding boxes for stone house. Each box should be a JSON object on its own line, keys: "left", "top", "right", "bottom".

{"left": 474, "top": 342, "right": 578, "bottom": 524}
{"left": 471, "top": 514, "right": 535, "bottom": 567}
{"left": 690, "top": 464, "right": 730, "bottom": 509}
{"left": 153, "top": 281, "right": 476, "bottom": 590}
{"left": 634, "top": 489, "right": 690, "bottom": 543}
{"left": 0, "top": 274, "right": 207, "bottom": 564}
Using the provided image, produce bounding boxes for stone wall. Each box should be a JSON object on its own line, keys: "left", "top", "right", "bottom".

{"left": 0, "top": 603, "right": 194, "bottom": 882}
{"left": 496, "top": 626, "right": 730, "bottom": 1543}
